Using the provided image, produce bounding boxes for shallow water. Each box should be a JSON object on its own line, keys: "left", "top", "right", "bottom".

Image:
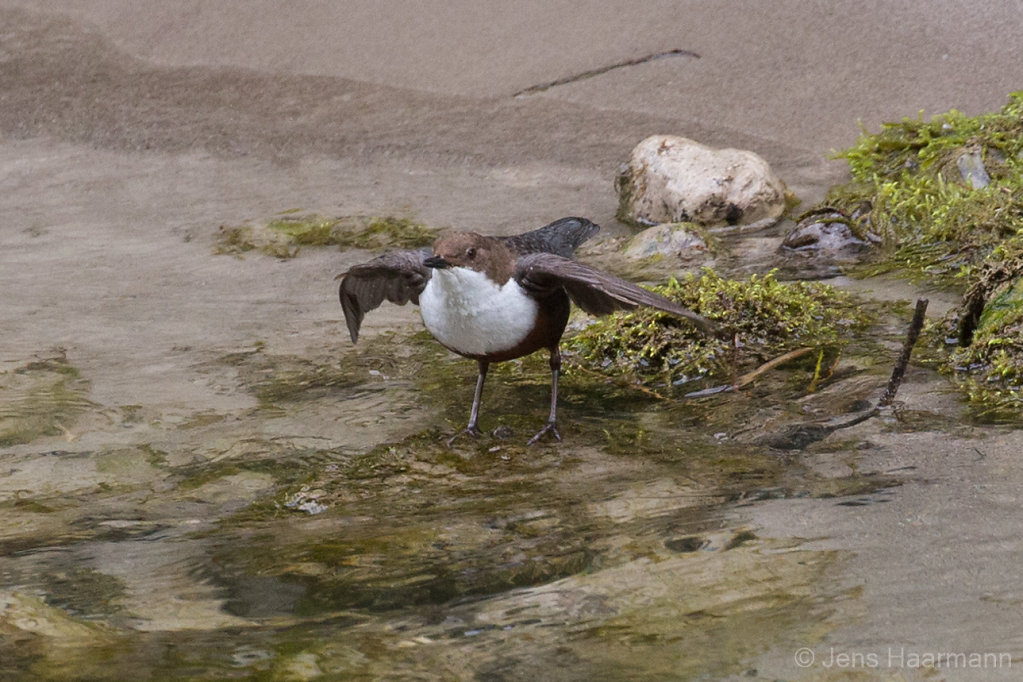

{"left": 4, "top": 185, "right": 1021, "bottom": 679}
{"left": 1, "top": 296, "right": 932, "bottom": 682}
{"left": 6, "top": 5, "right": 1023, "bottom": 677}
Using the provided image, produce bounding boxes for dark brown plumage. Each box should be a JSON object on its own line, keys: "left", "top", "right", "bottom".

{"left": 337, "top": 217, "right": 712, "bottom": 444}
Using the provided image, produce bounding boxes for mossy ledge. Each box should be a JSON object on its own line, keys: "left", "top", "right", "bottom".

{"left": 827, "top": 91, "right": 1023, "bottom": 285}
{"left": 215, "top": 213, "right": 439, "bottom": 258}
{"left": 935, "top": 234, "right": 1023, "bottom": 414}
{"left": 807, "top": 92, "right": 1023, "bottom": 412}
{"left": 566, "top": 269, "right": 871, "bottom": 391}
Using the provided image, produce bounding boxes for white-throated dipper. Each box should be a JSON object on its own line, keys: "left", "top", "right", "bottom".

{"left": 338, "top": 217, "right": 713, "bottom": 445}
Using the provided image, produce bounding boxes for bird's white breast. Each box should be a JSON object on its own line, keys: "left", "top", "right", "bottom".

{"left": 419, "top": 267, "right": 538, "bottom": 356}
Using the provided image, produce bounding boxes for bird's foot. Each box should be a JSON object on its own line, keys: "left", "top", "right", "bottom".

{"left": 526, "top": 421, "right": 561, "bottom": 446}
{"left": 447, "top": 424, "right": 483, "bottom": 447}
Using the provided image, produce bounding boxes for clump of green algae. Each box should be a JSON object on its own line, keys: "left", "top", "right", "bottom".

{"left": 567, "top": 269, "right": 870, "bottom": 390}
{"left": 820, "top": 92, "right": 1023, "bottom": 409}
{"left": 829, "top": 91, "right": 1023, "bottom": 284}
{"left": 215, "top": 214, "right": 438, "bottom": 258}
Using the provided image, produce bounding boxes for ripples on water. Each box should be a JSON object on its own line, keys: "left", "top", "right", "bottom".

{"left": 0, "top": 341, "right": 906, "bottom": 679}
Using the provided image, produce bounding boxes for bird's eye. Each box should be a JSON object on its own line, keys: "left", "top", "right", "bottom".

{"left": 465, "top": 247, "right": 477, "bottom": 259}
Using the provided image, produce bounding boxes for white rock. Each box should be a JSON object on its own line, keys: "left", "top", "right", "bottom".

{"left": 617, "top": 135, "right": 787, "bottom": 228}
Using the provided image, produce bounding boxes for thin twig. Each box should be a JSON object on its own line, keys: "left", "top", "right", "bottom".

{"left": 734, "top": 347, "right": 814, "bottom": 389}
{"left": 513, "top": 49, "right": 700, "bottom": 97}
{"left": 684, "top": 347, "right": 815, "bottom": 398}
{"left": 878, "top": 298, "right": 929, "bottom": 407}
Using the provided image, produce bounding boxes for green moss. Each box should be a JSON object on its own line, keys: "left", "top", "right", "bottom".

{"left": 938, "top": 236, "right": 1023, "bottom": 412}
{"left": 566, "top": 269, "right": 871, "bottom": 389}
{"left": 830, "top": 92, "right": 1023, "bottom": 285}
{"left": 331, "top": 216, "right": 439, "bottom": 250}
{"left": 215, "top": 214, "right": 439, "bottom": 258}
{"left": 977, "top": 279, "right": 1023, "bottom": 332}
{"left": 265, "top": 216, "right": 339, "bottom": 246}
{"left": 807, "top": 93, "right": 1023, "bottom": 410}
{"left": 841, "top": 95, "right": 1023, "bottom": 181}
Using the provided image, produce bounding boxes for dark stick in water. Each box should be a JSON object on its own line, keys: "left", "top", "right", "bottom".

{"left": 878, "top": 298, "right": 929, "bottom": 407}
{"left": 753, "top": 297, "right": 930, "bottom": 450}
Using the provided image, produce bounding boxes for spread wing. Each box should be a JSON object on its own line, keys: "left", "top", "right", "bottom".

{"left": 501, "top": 216, "right": 600, "bottom": 258}
{"left": 337, "top": 250, "right": 431, "bottom": 343}
{"left": 514, "top": 252, "right": 715, "bottom": 335}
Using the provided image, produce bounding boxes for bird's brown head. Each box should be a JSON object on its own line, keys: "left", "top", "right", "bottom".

{"left": 424, "top": 232, "right": 514, "bottom": 284}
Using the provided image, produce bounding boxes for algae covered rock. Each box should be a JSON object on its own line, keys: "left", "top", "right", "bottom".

{"left": 616, "top": 135, "right": 787, "bottom": 228}
{"left": 215, "top": 214, "right": 438, "bottom": 258}
{"left": 813, "top": 91, "right": 1023, "bottom": 409}
{"left": 821, "top": 92, "right": 1023, "bottom": 284}
{"left": 0, "top": 590, "right": 116, "bottom": 674}
{"left": 623, "top": 222, "right": 709, "bottom": 261}
{"left": 781, "top": 206, "right": 879, "bottom": 259}
{"left": 567, "top": 269, "right": 869, "bottom": 390}
{"left": 0, "top": 352, "right": 91, "bottom": 447}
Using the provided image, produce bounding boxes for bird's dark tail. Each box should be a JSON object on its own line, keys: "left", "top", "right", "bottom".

{"left": 501, "top": 217, "right": 600, "bottom": 259}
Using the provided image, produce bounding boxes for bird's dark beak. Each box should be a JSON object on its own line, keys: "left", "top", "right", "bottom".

{"left": 423, "top": 255, "right": 451, "bottom": 269}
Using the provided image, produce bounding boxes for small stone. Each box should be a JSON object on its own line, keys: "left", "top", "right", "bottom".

{"left": 957, "top": 149, "right": 990, "bottom": 189}
{"left": 284, "top": 487, "right": 329, "bottom": 515}
{"left": 491, "top": 425, "right": 514, "bottom": 440}
{"left": 616, "top": 135, "right": 787, "bottom": 228}
{"left": 622, "top": 222, "right": 707, "bottom": 261}
{"left": 664, "top": 536, "right": 708, "bottom": 553}
{"left": 297, "top": 500, "right": 328, "bottom": 515}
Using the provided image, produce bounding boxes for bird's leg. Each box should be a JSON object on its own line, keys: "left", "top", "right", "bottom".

{"left": 466, "top": 359, "right": 489, "bottom": 436}
{"left": 448, "top": 359, "right": 488, "bottom": 445}
{"left": 527, "top": 347, "right": 562, "bottom": 446}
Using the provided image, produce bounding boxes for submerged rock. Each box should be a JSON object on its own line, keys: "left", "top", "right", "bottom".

{"left": 781, "top": 206, "right": 878, "bottom": 257}
{"left": 615, "top": 135, "right": 787, "bottom": 228}
{"left": 622, "top": 222, "right": 708, "bottom": 261}
{"left": 0, "top": 590, "right": 110, "bottom": 640}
